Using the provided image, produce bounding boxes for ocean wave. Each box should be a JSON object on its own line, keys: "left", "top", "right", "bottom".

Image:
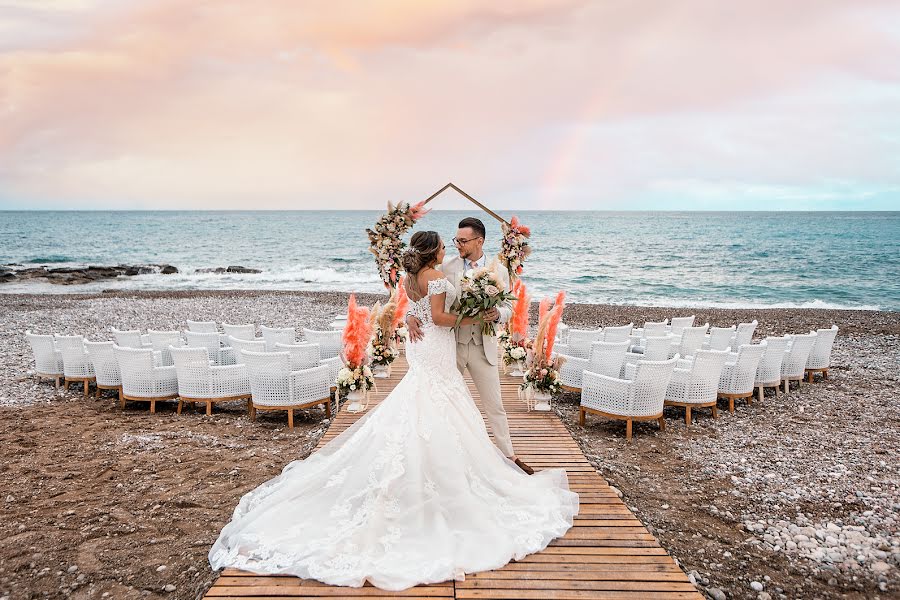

{"left": 587, "top": 297, "right": 882, "bottom": 311}
{"left": 26, "top": 255, "right": 76, "bottom": 264}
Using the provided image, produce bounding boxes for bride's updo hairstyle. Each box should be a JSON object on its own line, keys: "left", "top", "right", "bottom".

{"left": 401, "top": 231, "right": 442, "bottom": 275}
{"left": 402, "top": 231, "right": 442, "bottom": 300}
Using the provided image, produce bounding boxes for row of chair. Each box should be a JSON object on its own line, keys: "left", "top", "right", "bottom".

{"left": 25, "top": 323, "right": 346, "bottom": 427}
{"left": 553, "top": 318, "right": 838, "bottom": 440}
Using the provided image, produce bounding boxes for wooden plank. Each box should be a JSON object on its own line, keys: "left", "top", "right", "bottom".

{"left": 204, "top": 352, "right": 701, "bottom": 599}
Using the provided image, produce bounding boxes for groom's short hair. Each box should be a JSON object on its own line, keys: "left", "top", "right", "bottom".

{"left": 458, "top": 217, "right": 486, "bottom": 239}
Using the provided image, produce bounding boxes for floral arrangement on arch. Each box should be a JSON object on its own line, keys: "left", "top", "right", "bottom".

{"left": 366, "top": 201, "right": 431, "bottom": 288}
{"left": 498, "top": 216, "right": 532, "bottom": 281}
{"left": 337, "top": 294, "right": 375, "bottom": 395}
{"left": 502, "top": 279, "right": 531, "bottom": 366}
{"left": 521, "top": 292, "right": 566, "bottom": 395}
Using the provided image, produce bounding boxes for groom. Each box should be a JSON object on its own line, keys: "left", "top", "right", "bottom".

{"left": 407, "top": 217, "right": 533, "bottom": 475}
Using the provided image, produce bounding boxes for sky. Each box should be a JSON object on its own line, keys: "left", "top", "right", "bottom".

{"left": 1, "top": 0, "right": 899, "bottom": 211}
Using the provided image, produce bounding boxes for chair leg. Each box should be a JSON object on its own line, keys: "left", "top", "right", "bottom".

{"left": 783, "top": 379, "right": 789, "bottom": 393}
{"left": 579, "top": 407, "right": 585, "bottom": 426}
{"left": 150, "top": 400, "right": 156, "bottom": 413}
{"left": 119, "top": 393, "right": 125, "bottom": 409}
{"left": 625, "top": 419, "right": 632, "bottom": 441}
{"left": 658, "top": 416, "right": 665, "bottom": 432}
{"left": 64, "top": 380, "right": 70, "bottom": 391}
{"left": 250, "top": 403, "right": 256, "bottom": 421}
{"left": 177, "top": 399, "right": 183, "bottom": 415}
{"left": 757, "top": 386, "right": 763, "bottom": 402}
{"left": 83, "top": 381, "right": 89, "bottom": 398}
{"left": 685, "top": 406, "right": 692, "bottom": 426}
{"left": 325, "top": 400, "right": 332, "bottom": 419}
{"left": 747, "top": 394, "right": 752, "bottom": 406}
{"left": 288, "top": 409, "right": 294, "bottom": 429}
{"left": 729, "top": 397, "right": 735, "bottom": 413}
{"left": 206, "top": 401, "right": 212, "bottom": 416}
{"left": 823, "top": 369, "right": 828, "bottom": 380}
{"left": 712, "top": 405, "right": 718, "bottom": 419}
{"left": 807, "top": 370, "right": 814, "bottom": 383}
{"left": 55, "top": 377, "right": 60, "bottom": 391}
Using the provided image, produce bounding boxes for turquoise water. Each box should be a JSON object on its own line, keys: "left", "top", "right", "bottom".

{"left": 1, "top": 211, "right": 898, "bottom": 310}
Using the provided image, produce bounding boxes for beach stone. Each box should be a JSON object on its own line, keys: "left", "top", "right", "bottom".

{"left": 163, "top": 584, "right": 176, "bottom": 592}
{"left": 871, "top": 561, "right": 890, "bottom": 573}
{"left": 750, "top": 581, "right": 764, "bottom": 591}
{"left": 708, "top": 588, "right": 727, "bottom": 600}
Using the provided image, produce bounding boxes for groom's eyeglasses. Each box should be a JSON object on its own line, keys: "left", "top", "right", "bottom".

{"left": 452, "top": 236, "right": 483, "bottom": 246}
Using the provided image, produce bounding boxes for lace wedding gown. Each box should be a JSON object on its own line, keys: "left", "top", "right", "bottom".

{"left": 209, "top": 278, "right": 579, "bottom": 590}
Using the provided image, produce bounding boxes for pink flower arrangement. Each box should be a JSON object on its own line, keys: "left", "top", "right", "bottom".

{"left": 498, "top": 215, "right": 532, "bottom": 280}
{"left": 366, "top": 200, "right": 431, "bottom": 288}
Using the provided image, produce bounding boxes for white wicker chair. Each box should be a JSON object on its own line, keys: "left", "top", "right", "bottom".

{"left": 25, "top": 330, "right": 64, "bottom": 390}
{"left": 222, "top": 323, "right": 256, "bottom": 341}
{"left": 642, "top": 320, "right": 668, "bottom": 338}
{"left": 717, "top": 342, "right": 766, "bottom": 413}
{"left": 301, "top": 328, "right": 343, "bottom": 359}
{"left": 111, "top": 328, "right": 152, "bottom": 349}
{"left": 170, "top": 346, "right": 251, "bottom": 416}
{"left": 754, "top": 335, "right": 790, "bottom": 401}
{"left": 84, "top": 340, "right": 121, "bottom": 399}
{"left": 242, "top": 350, "right": 332, "bottom": 427}
{"left": 706, "top": 326, "right": 736, "bottom": 351}
{"left": 554, "top": 328, "right": 603, "bottom": 360}
{"left": 113, "top": 345, "right": 178, "bottom": 412}
{"left": 559, "top": 340, "right": 629, "bottom": 393}
{"left": 275, "top": 342, "right": 322, "bottom": 370}
{"left": 148, "top": 330, "right": 184, "bottom": 366}
{"left": 601, "top": 323, "right": 634, "bottom": 343}
{"left": 185, "top": 331, "right": 233, "bottom": 365}
{"left": 669, "top": 315, "right": 696, "bottom": 336}
{"left": 664, "top": 348, "right": 729, "bottom": 425}
{"left": 579, "top": 356, "right": 678, "bottom": 440}
{"left": 186, "top": 320, "right": 218, "bottom": 333}
{"left": 227, "top": 336, "right": 267, "bottom": 362}
{"left": 733, "top": 320, "right": 758, "bottom": 348}
{"left": 806, "top": 325, "right": 838, "bottom": 382}
{"left": 55, "top": 334, "right": 95, "bottom": 397}
{"left": 623, "top": 336, "right": 674, "bottom": 374}
{"left": 781, "top": 332, "right": 818, "bottom": 392}
{"left": 677, "top": 324, "right": 710, "bottom": 358}
{"left": 261, "top": 326, "right": 297, "bottom": 351}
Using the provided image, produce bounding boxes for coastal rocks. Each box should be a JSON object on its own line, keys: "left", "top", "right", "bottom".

{"left": 194, "top": 266, "right": 262, "bottom": 274}
{"left": 0, "top": 264, "right": 179, "bottom": 285}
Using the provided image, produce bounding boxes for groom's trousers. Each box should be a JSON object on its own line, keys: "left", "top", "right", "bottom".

{"left": 456, "top": 339, "right": 515, "bottom": 457}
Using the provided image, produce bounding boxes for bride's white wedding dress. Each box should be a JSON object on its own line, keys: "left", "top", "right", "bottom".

{"left": 209, "top": 278, "right": 579, "bottom": 590}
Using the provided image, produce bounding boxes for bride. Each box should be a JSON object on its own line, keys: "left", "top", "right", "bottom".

{"left": 209, "top": 231, "right": 579, "bottom": 591}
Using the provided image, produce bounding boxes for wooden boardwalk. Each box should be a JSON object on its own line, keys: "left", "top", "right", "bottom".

{"left": 205, "top": 353, "right": 702, "bottom": 600}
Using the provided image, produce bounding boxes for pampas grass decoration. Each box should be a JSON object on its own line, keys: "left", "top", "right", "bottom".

{"left": 392, "top": 277, "right": 409, "bottom": 331}
{"left": 510, "top": 279, "right": 530, "bottom": 340}
{"left": 545, "top": 292, "right": 565, "bottom": 358}
{"left": 342, "top": 294, "right": 372, "bottom": 367}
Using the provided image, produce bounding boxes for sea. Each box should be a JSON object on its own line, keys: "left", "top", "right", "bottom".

{"left": 1, "top": 211, "right": 898, "bottom": 311}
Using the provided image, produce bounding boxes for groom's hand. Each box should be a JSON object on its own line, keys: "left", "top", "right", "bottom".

{"left": 406, "top": 315, "right": 424, "bottom": 342}
{"left": 483, "top": 308, "right": 500, "bottom": 323}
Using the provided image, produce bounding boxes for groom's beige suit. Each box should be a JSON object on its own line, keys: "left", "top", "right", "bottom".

{"left": 440, "top": 255, "right": 515, "bottom": 457}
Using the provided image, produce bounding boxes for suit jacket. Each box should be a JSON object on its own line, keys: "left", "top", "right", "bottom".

{"left": 440, "top": 255, "right": 512, "bottom": 367}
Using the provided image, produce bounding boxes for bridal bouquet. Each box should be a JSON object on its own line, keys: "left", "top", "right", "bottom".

{"left": 454, "top": 263, "right": 517, "bottom": 337}
{"left": 366, "top": 201, "right": 430, "bottom": 288}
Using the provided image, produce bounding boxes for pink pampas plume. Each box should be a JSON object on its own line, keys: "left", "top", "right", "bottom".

{"left": 510, "top": 279, "right": 530, "bottom": 340}
{"left": 538, "top": 297, "right": 549, "bottom": 326}
{"left": 545, "top": 292, "right": 566, "bottom": 358}
{"left": 509, "top": 215, "right": 531, "bottom": 237}
{"left": 392, "top": 276, "right": 409, "bottom": 330}
{"left": 342, "top": 294, "right": 372, "bottom": 367}
{"left": 409, "top": 200, "right": 431, "bottom": 221}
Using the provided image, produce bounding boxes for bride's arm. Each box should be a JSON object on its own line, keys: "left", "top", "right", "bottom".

{"left": 423, "top": 273, "right": 476, "bottom": 328}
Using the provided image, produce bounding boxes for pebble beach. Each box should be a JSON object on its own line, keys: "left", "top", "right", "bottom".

{"left": 0, "top": 290, "right": 897, "bottom": 600}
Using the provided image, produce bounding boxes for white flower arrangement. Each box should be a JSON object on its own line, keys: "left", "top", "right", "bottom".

{"left": 366, "top": 200, "right": 430, "bottom": 288}
{"left": 336, "top": 364, "right": 374, "bottom": 395}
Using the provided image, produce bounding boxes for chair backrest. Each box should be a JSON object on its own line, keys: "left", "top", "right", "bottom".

{"left": 185, "top": 331, "right": 221, "bottom": 352}
{"left": 782, "top": 332, "right": 817, "bottom": 377}
{"left": 688, "top": 349, "right": 730, "bottom": 400}
{"left": 222, "top": 323, "right": 256, "bottom": 340}
{"left": 587, "top": 340, "right": 629, "bottom": 378}
{"left": 642, "top": 320, "right": 668, "bottom": 338}
{"left": 111, "top": 327, "right": 144, "bottom": 348}
{"left": 630, "top": 356, "right": 678, "bottom": 416}
{"left": 275, "top": 342, "right": 321, "bottom": 371}
{"left": 228, "top": 336, "right": 267, "bottom": 360}
{"left": 185, "top": 320, "right": 216, "bottom": 333}
{"left": 679, "top": 324, "right": 709, "bottom": 357}
{"left": 85, "top": 340, "right": 120, "bottom": 386}
{"left": 567, "top": 329, "right": 603, "bottom": 345}
{"left": 756, "top": 335, "right": 790, "bottom": 383}
{"left": 262, "top": 325, "right": 297, "bottom": 351}
{"left": 148, "top": 330, "right": 183, "bottom": 351}
{"left": 601, "top": 323, "right": 633, "bottom": 343}
{"left": 55, "top": 334, "right": 92, "bottom": 378}
{"left": 641, "top": 336, "right": 673, "bottom": 362}
{"left": 708, "top": 326, "right": 736, "bottom": 351}
{"left": 113, "top": 344, "right": 156, "bottom": 396}
{"left": 170, "top": 346, "right": 213, "bottom": 396}
{"left": 722, "top": 342, "right": 766, "bottom": 394}
{"left": 26, "top": 330, "right": 63, "bottom": 375}
{"left": 807, "top": 325, "right": 838, "bottom": 369}
{"left": 735, "top": 320, "right": 758, "bottom": 347}
{"left": 242, "top": 350, "right": 292, "bottom": 406}
{"left": 670, "top": 315, "right": 696, "bottom": 335}
{"left": 301, "top": 328, "right": 342, "bottom": 358}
